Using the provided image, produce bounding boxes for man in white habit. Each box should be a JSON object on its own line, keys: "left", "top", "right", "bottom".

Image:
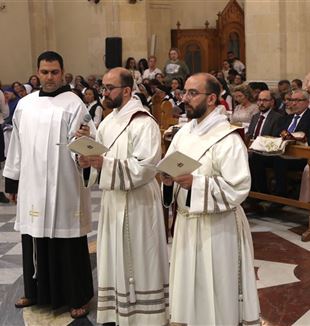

{"left": 78, "top": 67, "right": 169, "bottom": 326}
{"left": 3, "top": 51, "right": 95, "bottom": 319}
{"left": 161, "top": 73, "right": 260, "bottom": 326}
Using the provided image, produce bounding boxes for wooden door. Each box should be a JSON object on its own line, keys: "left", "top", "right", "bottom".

{"left": 171, "top": 0, "right": 245, "bottom": 72}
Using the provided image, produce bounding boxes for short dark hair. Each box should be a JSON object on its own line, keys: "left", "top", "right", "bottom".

{"left": 292, "top": 79, "right": 302, "bottom": 88}
{"left": 125, "top": 57, "right": 136, "bottom": 70}
{"left": 84, "top": 87, "right": 101, "bottom": 103}
{"left": 228, "top": 68, "right": 238, "bottom": 77}
{"left": 120, "top": 70, "right": 134, "bottom": 90}
{"left": 203, "top": 74, "right": 221, "bottom": 106}
{"left": 248, "top": 82, "right": 269, "bottom": 91}
{"left": 37, "top": 51, "right": 64, "bottom": 70}
{"left": 278, "top": 79, "right": 290, "bottom": 86}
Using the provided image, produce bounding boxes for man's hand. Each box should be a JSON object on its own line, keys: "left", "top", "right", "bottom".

{"left": 160, "top": 173, "right": 174, "bottom": 186}
{"left": 173, "top": 174, "right": 193, "bottom": 190}
{"left": 75, "top": 125, "right": 90, "bottom": 138}
{"left": 78, "top": 155, "right": 91, "bottom": 168}
{"left": 80, "top": 155, "right": 104, "bottom": 170}
{"left": 7, "top": 193, "right": 17, "bottom": 204}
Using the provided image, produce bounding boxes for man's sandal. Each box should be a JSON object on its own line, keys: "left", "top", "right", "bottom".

{"left": 70, "top": 305, "right": 89, "bottom": 319}
{"left": 15, "top": 297, "right": 36, "bottom": 308}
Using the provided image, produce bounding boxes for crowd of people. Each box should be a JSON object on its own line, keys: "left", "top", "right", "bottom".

{"left": 0, "top": 47, "right": 309, "bottom": 325}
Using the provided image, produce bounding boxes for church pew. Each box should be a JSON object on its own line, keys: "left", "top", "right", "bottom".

{"left": 248, "top": 144, "right": 310, "bottom": 242}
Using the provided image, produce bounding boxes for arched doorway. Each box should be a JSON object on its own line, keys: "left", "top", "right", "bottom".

{"left": 184, "top": 43, "right": 202, "bottom": 74}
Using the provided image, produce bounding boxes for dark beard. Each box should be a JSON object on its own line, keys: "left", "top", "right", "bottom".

{"left": 186, "top": 101, "right": 207, "bottom": 119}
{"left": 259, "top": 107, "right": 270, "bottom": 113}
{"left": 105, "top": 93, "right": 123, "bottom": 109}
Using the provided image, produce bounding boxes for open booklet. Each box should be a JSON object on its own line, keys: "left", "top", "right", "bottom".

{"left": 67, "top": 136, "right": 108, "bottom": 156}
{"left": 156, "top": 151, "right": 201, "bottom": 178}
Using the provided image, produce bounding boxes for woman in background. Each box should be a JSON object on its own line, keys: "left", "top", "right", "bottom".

{"left": 138, "top": 58, "right": 148, "bottom": 76}
{"left": 125, "top": 57, "right": 142, "bottom": 89}
{"left": 231, "top": 84, "right": 258, "bottom": 132}
{"left": 83, "top": 87, "right": 103, "bottom": 128}
{"left": 28, "top": 75, "right": 41, "bottom": 91}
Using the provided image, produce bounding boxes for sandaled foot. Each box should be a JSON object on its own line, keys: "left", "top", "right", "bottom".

{"left": 15, "top": 297, "right": 36, "bottom": 308}
{"left": 70, "top": 305, "right": 89, "bottom": 319}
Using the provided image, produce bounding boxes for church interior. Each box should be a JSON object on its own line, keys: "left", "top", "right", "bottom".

{"left": 1, "top": 0, "right": 310, "bottom": 325}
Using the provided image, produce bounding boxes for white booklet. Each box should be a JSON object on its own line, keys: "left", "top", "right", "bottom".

{"left": 156, "top": 151, "right": 201, "bottom": 178}
{"left": 67, "top": 136, "right": 108, "bottom": 156}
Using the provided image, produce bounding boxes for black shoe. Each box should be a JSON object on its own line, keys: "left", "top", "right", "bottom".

{"left": 0, "top": 192, "right": 9, "bottom": 204}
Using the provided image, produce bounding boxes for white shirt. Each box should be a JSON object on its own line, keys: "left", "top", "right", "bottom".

{"left": 142, "top": 67, "right": 162, "bottom": 80}
{"left": 287, "top": 109, "right": 307, "bottom": 132}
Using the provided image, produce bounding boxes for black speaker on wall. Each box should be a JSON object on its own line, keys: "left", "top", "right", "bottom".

{"left": 105, "top": 37, "right": 122, "bottom": 68}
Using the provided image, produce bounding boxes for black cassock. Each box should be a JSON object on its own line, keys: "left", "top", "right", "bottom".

{"left": 22, "top": 234, "right": 93, "bottom": 309}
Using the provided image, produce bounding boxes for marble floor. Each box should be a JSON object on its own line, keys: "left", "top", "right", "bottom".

{"left": 0, "top": 189, "right": 310, "bottom": 326}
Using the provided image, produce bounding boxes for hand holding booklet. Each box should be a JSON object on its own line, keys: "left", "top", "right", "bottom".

{"left": 67, "top": 136, "right": 108, "bottom": 156}
{"left": 156, "top": 151, "right": 201, "bottom": 178}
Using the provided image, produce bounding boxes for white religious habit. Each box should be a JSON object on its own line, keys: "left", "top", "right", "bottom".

{"left": 164, "top": 106, "right": 261, "bottom": 326}
{"left": 4, "top": 89, "right": 96, "bottom": 238}
{"left": 88, "top": 98, "right": 169, "bottom": 325}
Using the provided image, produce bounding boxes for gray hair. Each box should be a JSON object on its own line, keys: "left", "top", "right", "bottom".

{"left": 292, "top": 89, "right": 309, "bottom": 100}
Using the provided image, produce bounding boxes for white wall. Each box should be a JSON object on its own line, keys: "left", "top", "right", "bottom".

{"left": 0, "top": 1, "right": 33, "bottom": 84}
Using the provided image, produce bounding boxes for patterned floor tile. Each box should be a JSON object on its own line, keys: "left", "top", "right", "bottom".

{"left": 5, "top": 242, "right": 22, "bottom": 255}
{"left": 0, "top": 242, "right": 18, "bottom": 255}
{"left": 0, "top": 222, "right": 15, "bottom": 232}
{"left": 0, "top": 214, "right": 16, "bottom": 223}
{"left": 1, "top": 189, "right": 310, "bottom": 325}
{"left": 0, "top": 267, "right": 23, "bottom": 284}
{"left": 0, "top": 231, "right": 21, "bottom": 243}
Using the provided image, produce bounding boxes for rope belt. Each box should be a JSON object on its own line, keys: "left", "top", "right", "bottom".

{"left": 177, "top": 207, "right": 236, "bottom": 219}
{"left": 177, "top": 207, "right": 208, "bottom": 219}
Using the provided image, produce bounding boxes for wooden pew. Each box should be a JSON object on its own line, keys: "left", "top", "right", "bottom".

{"left": 248, "top": 144, "right": 310, "bottom": 242}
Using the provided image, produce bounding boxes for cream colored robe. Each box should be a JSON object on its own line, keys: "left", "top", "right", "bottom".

{"left": 3, "top": 90, "right": 95, "bottom": 238}
{"left": 165, "top": 111, "right": 260, "bottom": 326}
{"left": 91, "top": 99, "right": 169, "bottom": 325}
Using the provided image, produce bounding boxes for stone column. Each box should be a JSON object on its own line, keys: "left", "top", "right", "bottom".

{"left": 28, "top": 0, "right": 56, "bottom": 72}
{"left": 245, "top": 0, "right": 310, "bottom": 83}
{"left": 0, "top": 1, "right": 33, "bottom": 83}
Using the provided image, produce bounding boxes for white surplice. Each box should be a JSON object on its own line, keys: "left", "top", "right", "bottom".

{"left": 165, "top": 107, "right": 260, "bottom": 326}
{"left": 3, "top": 90, "right": 96, "bottom": 238}
{"left": 91, "top": 98, "right": 169, "bottom": 325}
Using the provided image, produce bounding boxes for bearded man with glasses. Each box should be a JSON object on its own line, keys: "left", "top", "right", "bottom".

{"left": 78, "top": 67, "right": 169, "bottom": 326}
{"left": 161, "top": 73, "right": 260, "bottom": 326}
{"left": 246, "top": 90, "right": 282, "bottom": 202}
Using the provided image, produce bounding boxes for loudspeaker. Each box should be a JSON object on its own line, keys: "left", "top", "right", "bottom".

{"left": 105, "top": 37, "right": 122, "bottom": 69}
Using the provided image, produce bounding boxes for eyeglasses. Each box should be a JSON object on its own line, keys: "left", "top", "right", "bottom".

{"left": 181, "top": 89, "right": 212, "bottom": 100}
{"left": 257, "top": 98, "right": 272, "bottom": 102}
{"left": 288, "top": 98, "right": 307, "bottom": 102}
{"left": 102, "top": 84, "right": 125, "bottom": 93}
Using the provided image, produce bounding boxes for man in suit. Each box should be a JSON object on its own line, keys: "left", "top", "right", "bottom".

{"left": 275, "top": 80, "right": 291, "bottom": 114}
{"left": 273, "top": 89, "right": 310, "bottom": 197}
{"left": 248, "top": 90, "right": 282, "bottom": 194}
{"left": 247, "top": 90, "right": 282, "bottom": 140}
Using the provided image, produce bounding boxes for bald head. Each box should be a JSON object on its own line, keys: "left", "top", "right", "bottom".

{"left": 102, "top": 67, "right": 134, "bottom": 109}
{"left": 103, "top": 67, "right": 134, "bottom": 90}
{"left": 186, "top": 73, "right": 221, "bottom": 103}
